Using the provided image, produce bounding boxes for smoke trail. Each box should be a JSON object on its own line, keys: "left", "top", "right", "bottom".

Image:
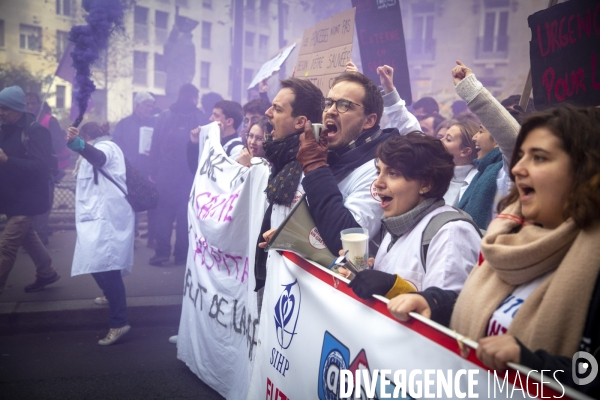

{"left": 69, "top": 0, "right": 125, "bottom": 125}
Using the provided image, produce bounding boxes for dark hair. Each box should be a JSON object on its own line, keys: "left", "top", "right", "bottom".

{"left": 247, "top": 117, "right": 269, "bottom": 137}
{"left": 500, "top": 94, "right": 536, "bottom": 123}
{"left": 330, "top": 72, "right": 384, "bottom": 125}
{"left": 376, "top": 132, "right": 454, "bottom": 200}
{"left": 177, "top": 83, "right": 199, "bottom": 103}
{"left": 498, "top": 105, "right": 600, "bottom": 229}
{"left": 243, "top": 98, "right": 270, "bottom": 116}
{"left": 201, "top": 92, "right": 223, "bottom": 114}
{"left": 279, "top": 78, "right": 323, "bottom": 123}
{"left": 80, "top": 122, "right": 110, "bottom": 141}
{"left": 214, "top": 100, "right": 243, "bottom": 129}
{"left": 420, "top": 113, "right": 446, "bottom": 131}
{"left": 451, "top": 100, "right": 468, "bottom": 117}
{"left": 413, "top": 97, "right": 439, "bottom": 114}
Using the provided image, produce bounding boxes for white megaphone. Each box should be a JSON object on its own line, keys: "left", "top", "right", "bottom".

{"left": 266, "top": 194, "right": 336, "bottom": 268}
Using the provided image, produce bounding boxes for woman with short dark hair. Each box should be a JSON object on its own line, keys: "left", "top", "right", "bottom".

{"left": 340, "top": 132, "right": 482, "bottom": 299}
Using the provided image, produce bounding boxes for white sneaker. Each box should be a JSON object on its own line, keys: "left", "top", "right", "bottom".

{"left": 94, "top": 296, "right": 108, "bottom": 305}
{"left": 168, "top": 335, "right": 178, "bottom": 344}
{"left": 98, "top": 325, "right": 131, "bottom": 346}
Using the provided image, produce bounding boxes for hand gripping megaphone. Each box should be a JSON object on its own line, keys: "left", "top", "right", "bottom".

{"left": 265, "top": 194, "right": 336, "bottom": 268}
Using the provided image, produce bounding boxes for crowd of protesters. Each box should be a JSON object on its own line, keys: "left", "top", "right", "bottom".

{"left": 1, "top": 55, "right": 599, "bottom": 397}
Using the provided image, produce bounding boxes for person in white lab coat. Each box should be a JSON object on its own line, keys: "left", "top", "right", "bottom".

{"left": 339, "top": 133, "right": 481, "bottom": 299}
{"left": 66, "top": 122, "right": 134, "bottom": 346}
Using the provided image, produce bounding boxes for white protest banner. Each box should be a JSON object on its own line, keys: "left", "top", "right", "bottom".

{"left": 248, "top": 252, "right": 575, "bottom": 400}
{"left": 177, "top": 122, "right": 270, "bottom": 400}
{"left": 248, "top": 43, "right": 297, "bottom": 90}
{"left": 294, "top": 8, "right": 355, "bottom": 95}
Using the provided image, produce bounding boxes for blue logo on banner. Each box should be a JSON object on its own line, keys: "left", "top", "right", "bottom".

{"left": 274, "top": 279, "right": 301, "bottom": 349}
{"left": 318, "top": 332, "right": 350, "bottom": 400}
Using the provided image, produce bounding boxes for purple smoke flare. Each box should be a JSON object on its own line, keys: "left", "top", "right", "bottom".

{"left": 68, "top": 0, "right": 125, "bottom": 124}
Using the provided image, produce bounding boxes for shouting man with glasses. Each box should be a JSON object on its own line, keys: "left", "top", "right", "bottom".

{"left": 295, "top": 71, "right": 419, "bottom": 253}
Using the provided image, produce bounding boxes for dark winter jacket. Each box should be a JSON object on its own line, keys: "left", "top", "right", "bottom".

{"left": 112, "top": 113, "right": 156, "bottom": 178}
{"left": 0, "top": 113, "right": 53, "bottom": 215}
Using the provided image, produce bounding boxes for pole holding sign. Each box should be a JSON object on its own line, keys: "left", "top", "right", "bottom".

{"left": 294, "top": 8, "right": 356, "bottom": 95}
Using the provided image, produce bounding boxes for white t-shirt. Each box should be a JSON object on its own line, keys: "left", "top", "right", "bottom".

{"left": 486, "top": 272, "right": 551, "bottom": 336}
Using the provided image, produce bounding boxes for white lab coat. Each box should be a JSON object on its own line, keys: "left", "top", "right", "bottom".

{"left": 374, "top": 206, "right": 481, "bottom": 293}
{"left": 71, "top": 140, "right": 134, "bottom": 277}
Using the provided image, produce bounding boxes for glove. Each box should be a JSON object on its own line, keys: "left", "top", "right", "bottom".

{"left": 348, "top": 269, "right": 397, "bottom": 299}
{"left": 297, "top": 121, "right": 329, "bottom": 174}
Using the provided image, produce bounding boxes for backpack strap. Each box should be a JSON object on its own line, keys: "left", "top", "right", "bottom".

{"left": 420, "top": 208, "right": 483, "bottom": 272}
{"left": 223, "top": 138, "right": 243, "bottom": 157}
{"left": 95, "top": 167, "right": 127, "bottom": 196}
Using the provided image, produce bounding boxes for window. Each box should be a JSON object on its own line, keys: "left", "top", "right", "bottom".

{"left": 134, "top": 6, "right": 149, "bottom": 42}
{"left": 56, "top": 30, "right": 69, "bottom": 60}
{"left": 260, "top": 0, "right": 270, "bottom": 25}
{"left": 133, "top": 51, "right": 148, "bottom": 85}
{"left": 20, "top": 24, "right": 42, "bottom": 52}
{"left": 56, "top": 0, "right": 72, "bottom": 16}
{"left": 477, "top": 0, "right": 509, "bottom": 59}
{"left": 258, "top": 34, "right": 268, "bottom": 58}
{"left": 246, "top": 0, "right": 256, "bottom": 25}
{"left": 200, "top": 62, "right": 210, "bottom": 88}
{"left": 0, "top": 20, "right": 4, "bottom": 47}
{"left": 154, "top": 53, "right": 166, "bottom": 88}
{"left": 201, "top": 21, "right": 211, "bottom": 49}
{"left": 56, "top": 85, "right": 66, "bottom": 109}
{"left": 155, "top": 11, "right": 168, "bottom": 45}
{"left": 245, "top": 32, "right": 255, "bottom": 61}
{"left": 411, "top": 3, "right": 435, "bottom": 60}
{"left": 203, "top": 0, "right": 212, "bottom": 9}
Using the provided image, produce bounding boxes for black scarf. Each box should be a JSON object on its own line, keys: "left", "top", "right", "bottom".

{"left": 263, "top": 132, "right": 302, "bottom": 206}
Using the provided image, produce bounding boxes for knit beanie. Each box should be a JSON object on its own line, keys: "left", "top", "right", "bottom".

{"left": 0, "top": 86, "right": 27, "bottom": 112}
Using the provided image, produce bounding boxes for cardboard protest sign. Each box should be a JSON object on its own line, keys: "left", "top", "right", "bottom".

{"left": 352, "top": 0, "right": 412, "bottom": 104}
{"left": 248, "top": 43, "right": 297, "bottom": 89}
{"left": 528, "top": 0, "right": 600, "bottom": 109}
{"left": 294, "top": 8, "right": 356, "bottom": 95}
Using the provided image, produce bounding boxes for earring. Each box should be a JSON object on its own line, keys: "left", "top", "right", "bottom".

{"left": 419, "top": 191, "right": 424, "bottom": 195}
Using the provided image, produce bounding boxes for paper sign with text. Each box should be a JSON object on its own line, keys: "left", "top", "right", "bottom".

{"left": 294, "top": 8, "right": 356, "bottom": 95}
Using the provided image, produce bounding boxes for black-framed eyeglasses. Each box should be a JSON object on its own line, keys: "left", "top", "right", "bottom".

{"left": 322, "top": 98, "right": 369, "bottom": 114}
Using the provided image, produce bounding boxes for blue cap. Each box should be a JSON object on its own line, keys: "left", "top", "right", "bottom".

{"left": 0, "top": 86, "right": 27, "bottom": 113}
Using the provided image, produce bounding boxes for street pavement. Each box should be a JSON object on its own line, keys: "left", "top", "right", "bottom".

{"left": 0, "top": 229, "right": 225, "bottom": 399}
{"left": 0, "top": 230, "right": 185, "bottom": 334}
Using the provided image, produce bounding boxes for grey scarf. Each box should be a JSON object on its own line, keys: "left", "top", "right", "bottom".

{"left": 382, "top": 198, "right": 445, "bottom": 251}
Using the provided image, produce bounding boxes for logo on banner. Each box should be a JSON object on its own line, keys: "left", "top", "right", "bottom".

{"left": 274, "top": 280, "right": 301, "bottom": 349}
{"left": 317, "top": 331, "right": 400, "bottom": 400}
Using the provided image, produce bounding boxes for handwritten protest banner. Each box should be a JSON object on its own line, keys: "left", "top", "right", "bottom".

{"left": 294, "top": 8, "right": 356, "bottom": 95}
{"left": 352, "top": 0, "right": 412, "bottom": 104}
{"left": 528, "top": 0, "right": 600, "bottom": 109}
{"left": 248, "top": 43, "right": 297, "bottom": 89}
{"left": 177, "top": 122, "right": 270, "bottom": 400}
{"left": 247, "top": 252, "right": 583, "bottom": 400}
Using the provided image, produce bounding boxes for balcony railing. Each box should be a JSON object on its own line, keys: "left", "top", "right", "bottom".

{"left": 133, "top": 68, "right": 147, "bottom": 85}
{"left": 155, "top": 28, "right": 168, "bottom": 45}
{"left": 476, "top": 36, "right": 508, "bottom": 60}
{"left": 134, "top": 23, "right": 148, "bottom": 42}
